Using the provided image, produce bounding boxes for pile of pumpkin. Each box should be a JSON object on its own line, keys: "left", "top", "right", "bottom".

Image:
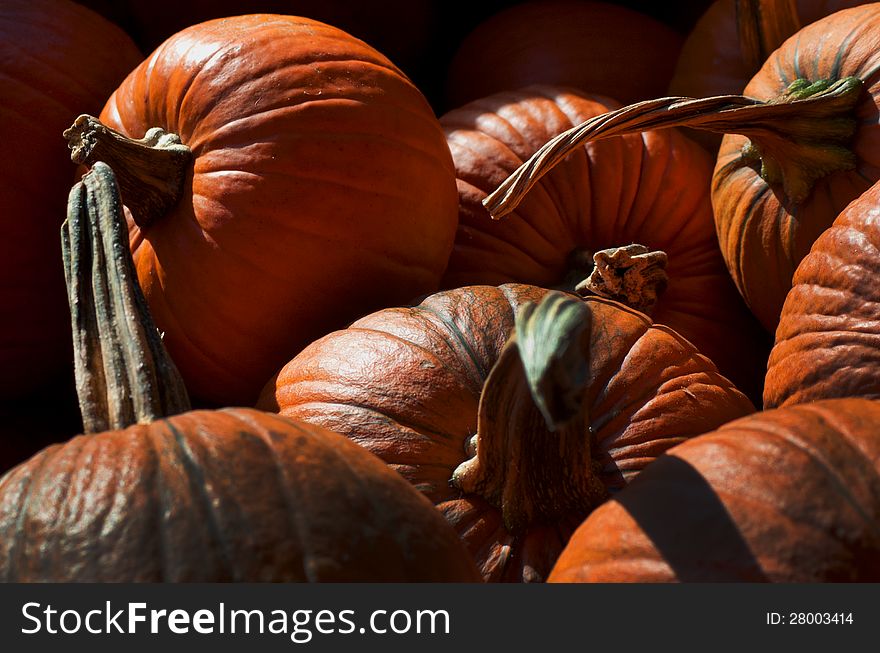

{"left": 2, "top": 0, "right": 879, "bottom": 582}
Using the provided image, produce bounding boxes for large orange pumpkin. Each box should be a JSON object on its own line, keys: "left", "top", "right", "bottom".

{"left": 67, "top": 15, "right": 459, "bottom": 406}
{"left": 0, "top": 0, "right": 141, "bottom": 398}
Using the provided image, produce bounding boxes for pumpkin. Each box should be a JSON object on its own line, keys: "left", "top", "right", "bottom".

{"left": 258, "top": 283, "right": 755, "bottom": 582}
{"left": 444, "top": 1, "right": 684, "bottom": 110}
{"left": 0, "top": 162, "right": 480, "bottom": 583}
{"left": 0, "top": 0, "right": 142, "bottom": 398}
{"left": 439, "top": 86, "right": 769, "bottom": 400}
{"left": 764, "top": 180, "right": 880, "bottom": 408}
{"left": 712, "top": 4, "right": 880, "bottom": 332}
{"left": 549, "top": 399, "right": 880, "bottom": 582}
{"left": 65, "top": 14, "right": 459, "bottom": 407}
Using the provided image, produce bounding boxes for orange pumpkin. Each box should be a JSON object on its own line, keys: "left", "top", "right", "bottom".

{"left": 67, "top": 15, "right": 459, "bottom": 406}
{"left": 259, "top": 285, "right": 755, "bottom": 581}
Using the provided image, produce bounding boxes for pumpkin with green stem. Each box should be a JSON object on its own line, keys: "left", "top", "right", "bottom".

{"left": 259, "top": 284, "right": 754, "bottom": 582}
{"left": 0, "top": 164, "right": 480, "bottom": 583}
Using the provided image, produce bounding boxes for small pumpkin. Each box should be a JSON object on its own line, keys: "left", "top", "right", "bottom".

{"left": 444, "top": 1, "right": 684, "bottom": 110}
{"left": 258, "top": 283, "right": 755, "bottom": 582}
{"left": 65, "top": 14, "right": 459, "bottom": 406}
{"left": 549, "top": 399, "right": 880, "bottom": 582}
{"left": 440, "top": 85, "right": 769, "bottom": 399}
{"left": 764, "top": 179, "right": 880, "bottom": 408}
{"left": 0, "top": 0, "right": 142, "bottom": 398}
{"left": 0, "top": 163, "right": 480, "bottom": 583}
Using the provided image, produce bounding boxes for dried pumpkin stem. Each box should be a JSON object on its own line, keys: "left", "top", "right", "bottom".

{"left": 62, "top": 162, "right": 190, "bottom": 434}
{"left": 558, "top": 245, "right": 668, "bottom": 314}
{"left": 451, "top": 293, "right": 607, "bottom": 534}
{"left": 64, "top": 115, "right": 192, "bottom": 230}
{"left": 736, "top": 0, "right": 801, "bottom": 72}
{"left": 485, "top": 76, "right": 863, "bottom": 219}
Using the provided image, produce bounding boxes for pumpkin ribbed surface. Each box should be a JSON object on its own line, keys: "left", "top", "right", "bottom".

{"left": 0, "top": 408, "right": 480, "bottom": 582}
{"left": 765, "top": 181, "right": 880, "bottom": 408}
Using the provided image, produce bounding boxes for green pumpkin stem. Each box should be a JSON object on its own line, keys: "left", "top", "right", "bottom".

{"left": 62, "top": 162, "right": 190, "bottom": 434}
{"left": 557, "top": 245, "right": 668, "bottom": 314}
{"left": 451, "top": 292, "right": 608, "bottom": 535}
{"left": 64, "top": 115, "right": 191, "bottom": 230}
{"left": 736, "top": 0, "right": 801, "bottom": 72}
{"left": 485, "top": 76, "right": 863, "bottom": 218}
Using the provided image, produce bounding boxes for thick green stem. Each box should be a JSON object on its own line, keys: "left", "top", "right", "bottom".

{"left": 451, "top": 293, "right": 608, "bottom": 534}
{"left": 62, "top": 162, "right": 190, "bottom": 434}
{"left": 64, "top": 115, "right": 191, "bottom": 230}
{"left": 485, "top": 77, "right": 863, "bottom": 219}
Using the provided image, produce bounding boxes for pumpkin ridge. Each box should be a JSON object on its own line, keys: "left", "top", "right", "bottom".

{"left": 1, "top": 39, "right": 104, "bottom": 107}
{"left": 139, "top": 426, "right": 169, "bottom": 583}
{"left": 285, "top": 396, "right": 468, "bottom": 453}
{"left": 344, "top": 325, "right": 481, "bottom": 395}
{"left": 415, "top": 303, "right": 494, "bottom": 386}
{"left": 163, "top": 418, "right": 237, "bottom": 581}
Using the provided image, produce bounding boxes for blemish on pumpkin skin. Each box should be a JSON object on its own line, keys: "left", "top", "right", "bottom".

{"left": 420, "top": 360, "right": 435, "bottom": 369}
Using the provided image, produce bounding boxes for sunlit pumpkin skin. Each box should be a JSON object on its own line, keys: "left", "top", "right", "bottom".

{"left": 0, "top": 0, "right": 141, "bottom": 398}
{"left": 258, "top": 284, "right": 755, "bottom": 582}
{"left": 764, "top": 181, "right": 880, "bottom": 408}
{"left": 549, "top": 399, "right": 880, "bottom": 582}
{"left": 439, "top": 86, "right": 768, "bottom": 400}
{"left": 96, "top": 15, "right": 459, "bottom": 406}
{"left": 444, "top": 1, "right": 684, "bottom": 110}
{"left": 712, "top": 4, "right": 880, "bottom": 333}
{"left": 0, "top": 408, "right": 481, "bottom": 582}
{"left": 670, "top": 0, "right": 869, "bottom": 100}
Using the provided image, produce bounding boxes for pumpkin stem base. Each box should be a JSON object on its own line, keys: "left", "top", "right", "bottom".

{"left": 558, "top": 245, "right": 668, "bottom": 314}
{"left": 64, "top": 115, "right": 192, "bottom": 230}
